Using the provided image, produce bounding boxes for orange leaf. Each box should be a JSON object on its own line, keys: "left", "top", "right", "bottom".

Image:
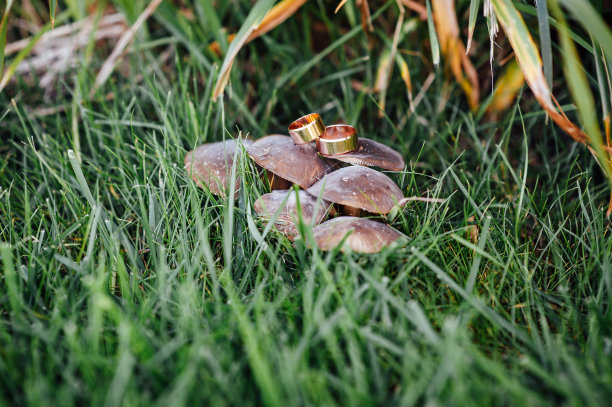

{"left": 211, "top": 0, "right": 308, "bottom": 99}
{"left": 488, "top": 59, "right": 525, "bottom": 113}
{"left": 431, "top": 0, "right": 479, "bottom": 110}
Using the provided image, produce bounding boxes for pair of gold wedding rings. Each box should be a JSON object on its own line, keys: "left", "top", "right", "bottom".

{"left": 288, "top": 113, "right": 358, "bottom": 156}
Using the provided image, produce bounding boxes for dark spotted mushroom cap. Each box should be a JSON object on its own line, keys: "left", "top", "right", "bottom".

{"left": 312, "top": 216, "right": 405, "bottom": 253}
{"left": 253, "top": 189, "right": 333, "bottom": 240}
{"left": 307, "top": 166, "right": 404, "bottom": 215}
{"left": 184, "top": 139, "right": 252, "bottom": 197}
{"left": 247, "top": 135, "right": 335, "bottom": 189}
{"left": 322, "top": 138, "right": 405, "bottom": 171}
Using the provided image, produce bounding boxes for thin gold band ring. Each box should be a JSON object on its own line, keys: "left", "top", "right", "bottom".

{"left": 288, "top": 113, "right": 325, "bottom": 144}
{"left": 316, "top": 125, "right": 358, "bottom": 156}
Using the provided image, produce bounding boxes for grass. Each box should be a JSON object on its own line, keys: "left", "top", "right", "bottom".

{"left": 1, "top": 0, "right": 612, "bottom": 405}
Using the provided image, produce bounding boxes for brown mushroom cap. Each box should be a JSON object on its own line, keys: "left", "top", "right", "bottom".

{"left": 247, "top": 135, "right": 335, "bottom": 189}
{"left": 307, "top": 166, "right": 404, "bottom": 215}
{"left": 322, "top": 138, "right": 405, "bottom": 171}
{"left": 311, "top": 216, "right": 405, "bottom": 253}
{"left": 184, "top": 139, "right": 252, "bottom": 196}
{"left": 254, "top": 190, "right": 333, "bottom": 240}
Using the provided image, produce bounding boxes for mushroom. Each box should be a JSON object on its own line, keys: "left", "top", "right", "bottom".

{"left": 254, "top": 189, "right": 334, "bottom": 240}
{"left": 307, "top": 166, "right": 404, "bottom": 216}
{"left": 311, "top": 216, "right": 405, "bottom": 253}
{"left": 321, "top": 138, "right": 405, "bottom": 171}
{"left": 247, "top": 135, "right": 335, "bottom": 190}
{"left": 184, "top": 139, "right": 252, "bottom": 197}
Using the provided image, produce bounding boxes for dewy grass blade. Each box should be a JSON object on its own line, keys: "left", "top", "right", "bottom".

{"left": 212, "top": 0, "right": 276, "bottom": 99}
{"left": 426, "top": 0, "right": 440, "bottom": 67}
{"left": 67, "top": 150, "right": 141, "bottom": 272}
{"left": 450, "top": 233, "right": 504, "bottom": 269}
{"left": 536, "top": 0, "right": 553, "bottom": 89}
{"left": 411, "top": 247, "right": 530, "bottom": 344}
{"left": 352, "top": 259, "right": 440, "bottom": 344}
{"left": 67, "top": 150, "right": 95, "bottom": 205}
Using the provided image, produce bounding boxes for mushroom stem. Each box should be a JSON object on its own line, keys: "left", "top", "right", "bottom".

{"left": 341, "top": 205, "right": 363, "bottom": 217}
{"left": 266, "top": 171, "right": 292, "bottom": 190}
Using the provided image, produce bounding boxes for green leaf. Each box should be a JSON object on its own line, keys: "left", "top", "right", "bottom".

{"left": 426, "top": 0, "right": 439, "bottom": 67}
{"left": 592, "top": 40, "right": 610, "bottom": 119}
{"left": 212, "top": 0, "right": 277, "bottom": 99}
{"left": 491, "top": 0, "right": 548, "bottom": 98}
{"left": 536, "top": 0, "right": 552, "bottom": 89}
{"left": 466, "top": 0, "right": 480, "bottom": 53}
{"left": 49, "top": 0, "right": 57, "bottom": 28}
{"left": 550, "top": 1, "right": 612, "bottom": 185}
{"left": 0, "top": 9, "right": 60, "bottom": 92}
{"left": 558, "top": 0, "right": 612, "bottom": 63}
{"left": 0, "top": 0, "right": 15, "bottom": 75}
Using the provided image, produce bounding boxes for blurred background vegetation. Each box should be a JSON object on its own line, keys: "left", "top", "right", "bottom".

{"left": 1, "top": 0, "right": 611, "bottom": 205}
{"left": 1, "top": 0, "right": 612, "bottom": 405}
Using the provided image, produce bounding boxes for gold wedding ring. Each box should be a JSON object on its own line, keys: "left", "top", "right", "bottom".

{"left": 289, "top": 113, "right": 325, "bottom": 144}
{"left": 316, "top": 125, "right": 358, "bottom": 156}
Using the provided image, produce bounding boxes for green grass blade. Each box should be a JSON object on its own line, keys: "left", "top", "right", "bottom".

{"left": 490, "top": 0, "right": 548, "bottom": 99}
{"left": 49, "top": 0, "right": 57, "bottom": 28}
{"left": 512, "top": 2, "right": 593, "bottom": 54}
{"left": 0, "top": 0, "right": 14, "bottom": 75}
{"left": 550, "top": 2, "right": 612, "bottom": 184}
{"left": 465, "top": 216, "right": 492, "bottom": 292}
{"left": 0, "top": 242, "right": 20, "bottom": 316}
{"left": 558, "top": 0, "right": 612, "bottom": 63}
{"left": 536, "top": 0, "right": 553, "bottom": 89}
{"left": 592, "top": 41, "right": 610, "bottom": 118}
{"left": 411, "top": 247, "right": 530, "bottom": 344}
{"left": 426, "top": 0, "right": 440, "bottom": 67}
{"left": 466, "top": 0, "right": 480, "bottom": 53}
{"left": 212, "top": 0, "right": 276, "bottom": 99}
{"left": 0, "top": 11, "right": 63, "bottom": 92}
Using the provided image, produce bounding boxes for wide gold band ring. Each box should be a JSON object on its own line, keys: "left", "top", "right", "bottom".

{"left": 316, "top": 125, "right": 358, "bottom": 156}
{"left": 288, "top": 113, "right": 325, "bottom": 144}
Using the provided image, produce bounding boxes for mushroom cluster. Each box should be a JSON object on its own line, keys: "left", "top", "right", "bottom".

{"left": 184, "top": 113, "right": 412, "bottom": 253}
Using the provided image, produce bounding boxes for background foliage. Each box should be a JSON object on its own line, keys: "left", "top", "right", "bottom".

{"left": 1, "top": 0, "right": 612, "bottom": 405}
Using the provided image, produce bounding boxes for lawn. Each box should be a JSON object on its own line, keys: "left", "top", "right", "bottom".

{"left": 1, "top": 0, "right": 612, "bottom": 405}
